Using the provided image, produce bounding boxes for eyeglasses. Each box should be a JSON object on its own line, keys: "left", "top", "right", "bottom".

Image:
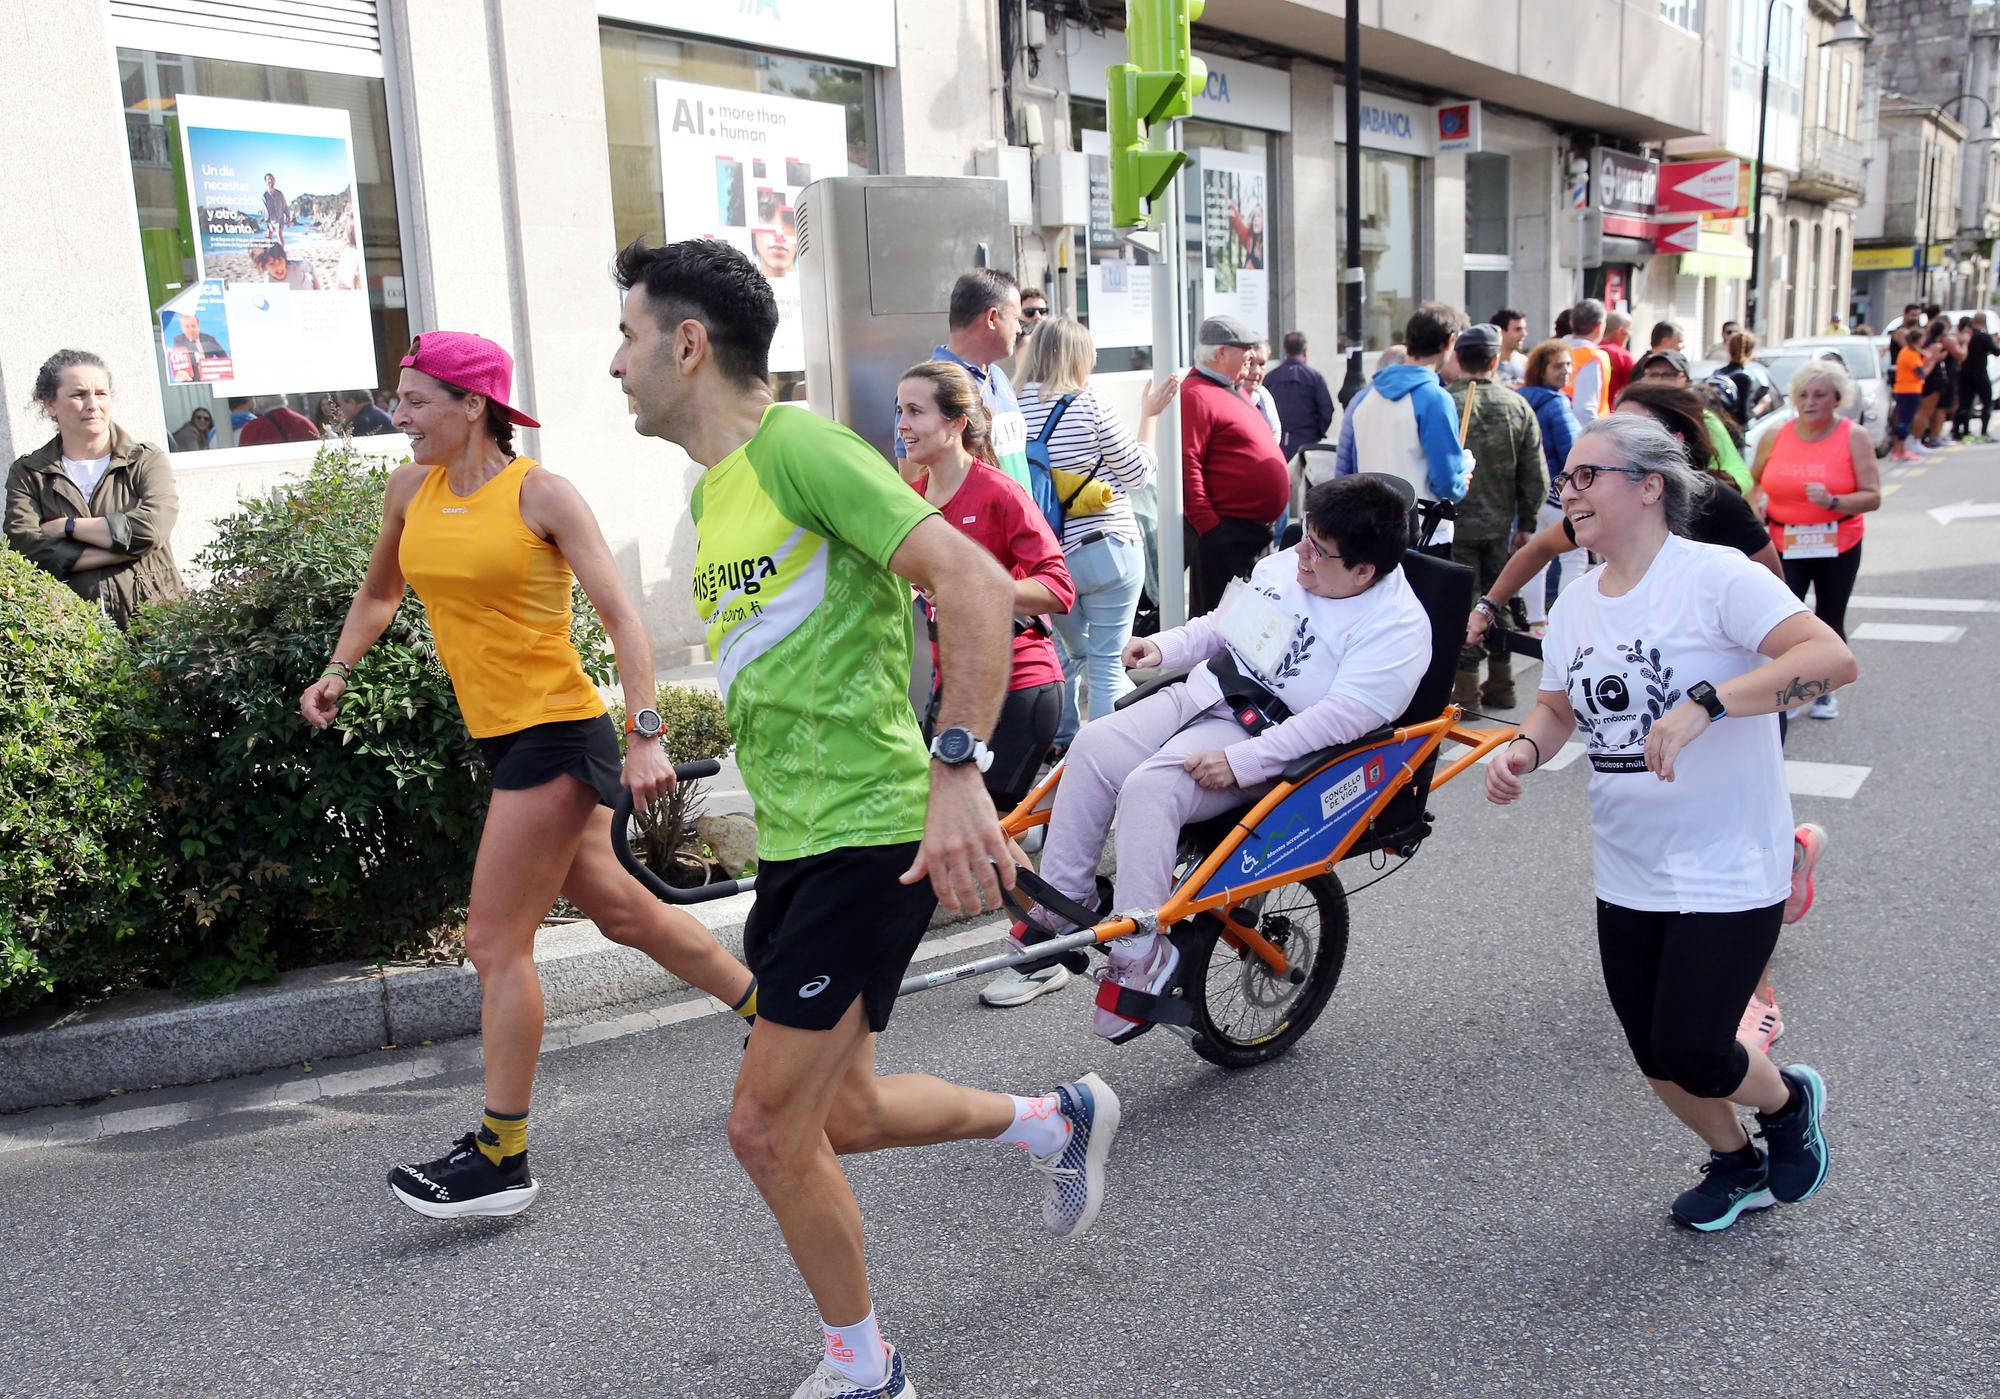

{"left": 1553, "top": 464, "right": 1654, "bottom": 493}
{"left": 1020, "top": 306, "right": 1049, "bottom": 319}
{"left": 1299, "top": 533, "right": 1351, "bottom": 568}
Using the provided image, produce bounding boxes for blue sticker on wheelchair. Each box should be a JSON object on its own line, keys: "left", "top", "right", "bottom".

{"left": 1196, "top": 735, "right": 1429, "bottom": 900}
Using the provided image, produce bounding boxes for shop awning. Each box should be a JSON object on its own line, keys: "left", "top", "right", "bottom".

{"left": 1678, "top": 230, "right": 1752, "bottom": 279}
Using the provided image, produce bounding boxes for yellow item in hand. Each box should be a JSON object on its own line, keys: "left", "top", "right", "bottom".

{"left": 1049, "top": 467, "right": 1114, "bottom": 517}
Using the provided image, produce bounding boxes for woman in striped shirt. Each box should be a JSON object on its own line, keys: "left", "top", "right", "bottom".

{"left": 1016, "top": 316, "right": 1181, "bottom": 756}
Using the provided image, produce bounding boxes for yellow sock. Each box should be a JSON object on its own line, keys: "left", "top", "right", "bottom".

{"left": 731, "top": 978, "right": 759, "bottom": 1021}
{"left": 476, "top": 1108, "right": 528, "bottom": 1165}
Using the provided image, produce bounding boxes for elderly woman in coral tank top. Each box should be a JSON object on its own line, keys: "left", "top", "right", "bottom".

{"left": 1749, "top": 356, "right": 1881, "bottom": 721}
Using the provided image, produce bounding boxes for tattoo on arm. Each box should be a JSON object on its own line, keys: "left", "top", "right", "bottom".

{"left": 1776, "top": 676, "right": 1834, "bottom": 708}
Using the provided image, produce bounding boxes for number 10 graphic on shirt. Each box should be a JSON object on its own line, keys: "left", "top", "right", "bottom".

{"left": 1568, "top": 639, "right": 1683, "bottom": 773}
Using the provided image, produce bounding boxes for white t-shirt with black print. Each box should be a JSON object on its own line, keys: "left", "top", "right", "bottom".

{"left": 1539, "top": 534, "right": 1808, "bottom": 913}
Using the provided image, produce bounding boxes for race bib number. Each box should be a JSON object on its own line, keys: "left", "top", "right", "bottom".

{"left": 1217, "top": 579, "right": 1295, "bottom": 678}
{"left": 989, "top": 409, "right": 1028, "bottom": 458}
{"left": 1781, "top": 522, "right": 1837, "bottom": 559}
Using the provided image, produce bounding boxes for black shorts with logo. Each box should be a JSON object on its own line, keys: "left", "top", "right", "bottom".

{"left": 744, "top": 841, "right": 937, "bottom": 1033}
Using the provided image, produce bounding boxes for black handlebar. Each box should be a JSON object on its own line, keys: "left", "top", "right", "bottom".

{"left": 609, "top": 761, "right": 756, "bottom": 904}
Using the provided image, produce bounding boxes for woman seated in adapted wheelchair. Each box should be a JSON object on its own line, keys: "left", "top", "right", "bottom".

{"left": 1023, "top": 473, "right": 1434, "bottom": 1040}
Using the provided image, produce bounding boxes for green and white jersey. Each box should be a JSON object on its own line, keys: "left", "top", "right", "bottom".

{"left": 691, "top": 404, "right": 938, "bottom": 861}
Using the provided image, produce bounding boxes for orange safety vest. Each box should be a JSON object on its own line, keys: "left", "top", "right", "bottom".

{"left": 1563, "top": 337, "right": 1613, "bottom": 417}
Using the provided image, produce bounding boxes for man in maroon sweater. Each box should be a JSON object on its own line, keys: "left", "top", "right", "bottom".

{"left": 1181, "top": 314, "right": 1289, "bottom": 613}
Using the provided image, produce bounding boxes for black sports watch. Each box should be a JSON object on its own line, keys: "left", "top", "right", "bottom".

{"left": 928, "top": 726, "right": 995, "bottom": 773}
{"left": 625, "top": 707, "right": 664, "bottom": 742}
{"left": 1688, "top": 681, "right": 1726, "bottom": 722}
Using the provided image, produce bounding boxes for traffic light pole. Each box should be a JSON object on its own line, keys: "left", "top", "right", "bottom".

{"left": 1153, "top": 121, "right": 1189, "bottom": 630}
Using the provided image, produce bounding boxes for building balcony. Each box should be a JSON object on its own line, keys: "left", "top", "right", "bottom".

{"left": 1794, "top": 128, "right": 1867, "bottom": 202}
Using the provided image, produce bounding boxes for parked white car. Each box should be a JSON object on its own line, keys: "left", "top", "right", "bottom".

{"left": 1754, "top": 337, "right": 1890, "bottom": 456}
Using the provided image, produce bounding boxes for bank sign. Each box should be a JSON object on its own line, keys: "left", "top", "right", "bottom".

{"left": 1072, "top": 27, "right": 1292, "bottom": 132}
{"left": 1591, "top": 147, "right": 1659, "bottom": 218}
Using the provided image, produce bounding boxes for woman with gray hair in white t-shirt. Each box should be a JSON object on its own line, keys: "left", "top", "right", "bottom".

{"left": 1486, "top": 411, "right": 1857, "bottom": 1232}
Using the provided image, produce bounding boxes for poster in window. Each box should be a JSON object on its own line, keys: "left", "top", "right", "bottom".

{"left": 1200, "top": 149, "right": 1269, "bottom": 340}
{"left": 1079, "top": 129, "right": 1154, "bottom": 351}
{"left": 158, "top": 280, "right": 234, "bottom": 385}
{"left": 174, "top": 94, "right": 375, "bottom": 399}
{"left": 654, "top": 81, "right": 850, "bottom": 374}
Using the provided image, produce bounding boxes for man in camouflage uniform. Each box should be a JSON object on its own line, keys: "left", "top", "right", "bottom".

{"left": 1446, "top": 323, "right": 1545, "bottom": 710}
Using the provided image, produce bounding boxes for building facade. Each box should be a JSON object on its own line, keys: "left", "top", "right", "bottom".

{"left": 1851, "top": 0, "right": 2000, "bottom": 318}
{"left": 3, "top": 0, "right": 1731, "bottom": 658}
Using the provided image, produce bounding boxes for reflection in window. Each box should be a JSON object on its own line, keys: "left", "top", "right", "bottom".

{"left": 120, "top": 47, "right": 410, "bottom": 458}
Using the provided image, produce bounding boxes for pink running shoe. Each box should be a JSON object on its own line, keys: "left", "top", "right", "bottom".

{"left": 1736, "top": 987, "right": 1784, "bottom": 1054}
{"left": 1091, "top": 934, "right": 1180, "bottom": 1043}
{"left": 1786, "top": 823, "right": 1827, "bottom": 925}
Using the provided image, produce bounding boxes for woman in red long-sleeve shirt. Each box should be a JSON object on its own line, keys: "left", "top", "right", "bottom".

{"left": 897, "top": 359, "right": 1075, "bottom": 814}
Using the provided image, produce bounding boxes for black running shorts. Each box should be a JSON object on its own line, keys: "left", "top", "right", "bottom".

{"left": 476, "top": 714, "right": 623, "bottom": 808}
{"left": 743, "top": 842, "right": 937, "bottom": 1033}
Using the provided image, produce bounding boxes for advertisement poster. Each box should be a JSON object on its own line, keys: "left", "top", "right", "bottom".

{"left": 653, "top": 80, "right": 851, "bottom": 374}
{"left": 1200, "top": 148, "right": 1268, "bottom": 340}
{"left": 1079, "top": 129, "right": 1154, "bottom": 351}
{"left": 158, "top": 280, "right": 234, "bottom": 385}
{"left": 175, "top": 94, "right": 376, "bottom": 398}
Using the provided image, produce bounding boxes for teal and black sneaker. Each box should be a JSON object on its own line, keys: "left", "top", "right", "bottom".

{"left": 1671, "top": 1145, "right": 1776, "bottom": 1232}
{"left": 1757, "top": 1063, "right": 1831, "bottom": 1203}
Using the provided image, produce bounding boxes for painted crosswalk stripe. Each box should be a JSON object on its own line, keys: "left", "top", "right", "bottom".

{"left": 1851, "top": 621, "right": 1967, "bottom": 643}
{"left": 1850, "top": 595, "right": 1999, "bottom": 614}
{"left": 1785, "top": 761, "right": 1870, "bottom": 799}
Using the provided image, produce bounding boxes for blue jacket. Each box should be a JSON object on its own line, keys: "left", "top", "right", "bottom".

{"left": 1520, "top": 386, "right": 1580, "bottom": 505}
{"left": 1334, "top": 364, "right": 1469, "bottom": 501}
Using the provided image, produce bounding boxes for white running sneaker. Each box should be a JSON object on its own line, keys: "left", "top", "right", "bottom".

{"left": 1091, "top": 935, "right": 1180, "bottom": 1042}
{"left": 979, "top": 962, "right": 1072, "bottom": 1007}
{"left": 1029, "top": 1073, "right": 1122, "bottom": 1240}
{"left": 790, "top": 1343, "right": 912, "bottom": 1399}
{"left": 1808, "top": 693, "right": 1839, "bottom": 721}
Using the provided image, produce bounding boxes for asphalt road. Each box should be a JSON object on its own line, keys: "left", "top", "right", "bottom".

{"left": 4, "top": 444, "right": 1998, "bottom": 1398}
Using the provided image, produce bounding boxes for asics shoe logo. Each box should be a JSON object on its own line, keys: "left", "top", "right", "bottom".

{"left": 798, "top": 975, "right": 831, "bottom": 998}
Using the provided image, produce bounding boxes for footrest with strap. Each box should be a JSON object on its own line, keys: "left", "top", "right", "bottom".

{"left": 1093, "top": 978, "right": 1196, "bottom": 1028}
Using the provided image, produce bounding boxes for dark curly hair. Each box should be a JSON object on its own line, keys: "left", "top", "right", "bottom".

{"left": 613, "top": 236, "right": 777, "bottom": 386}
{"left": 32, "top": 349, "right": 109, "bottom": 414}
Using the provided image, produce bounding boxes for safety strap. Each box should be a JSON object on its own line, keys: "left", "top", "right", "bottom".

{"left": 1094, "top": 977, "right": 1195, "bottom": 1028}
{"left": 1004, "top": 865, "right": 1105, "bottom": 935}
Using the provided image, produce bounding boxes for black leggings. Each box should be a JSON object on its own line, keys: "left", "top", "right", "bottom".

{"left": 928, "top": 681, "right": 1062, "bottom": 813}
{"left": 1956, "top": 372, "right": 1993, "bottom": 436}
{"left": 1597, "top": 899, "right": 1785, "bottom": 1099}
{"left": 1780, "top": 539, "right": 1862, "bottom": 640}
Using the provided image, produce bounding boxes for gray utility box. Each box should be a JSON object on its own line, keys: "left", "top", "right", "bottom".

{"left": 796, "top": 175, "right": 1015, "bottom": 460}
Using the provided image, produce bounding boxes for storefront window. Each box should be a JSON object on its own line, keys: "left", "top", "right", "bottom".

{"left": 599, "top": 25, "right": 878, "bottom": 397}
{"left": 1465, "top": 152, "right": 1512, "bottom": 323}
{"left": 1070, "top": 101, "right": 1281, "bottom": 374}
{"left": 1342, "top": 149, "right": 1424, "bottom": 351}
{"left": 120, "top": 47, "right": 411, "bottom": 459}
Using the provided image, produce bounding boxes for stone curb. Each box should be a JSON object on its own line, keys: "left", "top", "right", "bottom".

{"left": 0, "top": 889, "right": 996, "bottom": 1113}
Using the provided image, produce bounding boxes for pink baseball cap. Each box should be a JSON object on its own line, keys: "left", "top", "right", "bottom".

{"left": 399, "top": 331, "right": 541, "bottom": 427}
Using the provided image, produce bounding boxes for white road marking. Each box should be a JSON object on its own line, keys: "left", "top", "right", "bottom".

{"left": 1881, "top": 483, "right": 1902, "bottom": 497}
{"left": 1851, "top": 621, "right": 1968, "bottom": 643}
{"left": 1785, "top": 761, "right": 1871, "bottom": 799}
{"left": 1850, "top": 595, "right": 1999, "bottom": 614}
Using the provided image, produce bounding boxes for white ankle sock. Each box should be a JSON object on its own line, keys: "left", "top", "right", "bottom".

{"left": 993, "top": 1092, "right": 1069, "bottom": 1157}
{"left": 821, "top": 1310, "right": 887, "bottom": 1387}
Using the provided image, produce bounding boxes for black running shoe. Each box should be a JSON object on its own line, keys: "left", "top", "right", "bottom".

{"left": 1671, "top": 1146, "right": 1775, "bottom": 1232}
{"left": 1756, "top": 1063, "right": 1831, "bottom": 1203}
{"left": 388, "top": 1132, "right": 539, "bottom": 1219}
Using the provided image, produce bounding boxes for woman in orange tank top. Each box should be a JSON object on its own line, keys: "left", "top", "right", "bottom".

{"left": 1750, "top": 356, "right": 1881, "bottom": 721}
{"left": 298, "top": 332, "right": 753, "bottom": 1220}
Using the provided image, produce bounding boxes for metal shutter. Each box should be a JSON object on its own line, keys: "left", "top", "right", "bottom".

{"left": 111, "top": 0, "right": 378, "bottom": 51}
{"left": 1672, "top": 273, "right": 1702, "bottom": 326}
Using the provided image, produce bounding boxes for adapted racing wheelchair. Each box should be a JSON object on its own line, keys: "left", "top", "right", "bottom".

{"left": 613, "top": 483, "right": 1522, "bottom": 1070}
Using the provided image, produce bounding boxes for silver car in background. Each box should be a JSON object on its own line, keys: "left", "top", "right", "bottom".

{"left": 1749, "top": 337, "right": 1891, "bottom": 457}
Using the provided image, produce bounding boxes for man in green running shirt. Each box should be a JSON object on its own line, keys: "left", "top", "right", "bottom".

{"left": 610, "top": 237, "right": 1121, "bottom": 1399}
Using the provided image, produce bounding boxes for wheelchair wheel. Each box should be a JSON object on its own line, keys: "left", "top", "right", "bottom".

{"left": 1184, "top": 871, "right": 1349, "bottom": 1069}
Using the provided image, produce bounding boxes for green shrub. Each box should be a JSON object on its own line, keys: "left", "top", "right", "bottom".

{"left": 129, "top": 441, "right": 614, "bottom": 994}
{"left": 615, "top": 684, "right": 733, "bottom": 886}
{"left": 0, "top": 551, "right": 162, "bottom": 1015}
